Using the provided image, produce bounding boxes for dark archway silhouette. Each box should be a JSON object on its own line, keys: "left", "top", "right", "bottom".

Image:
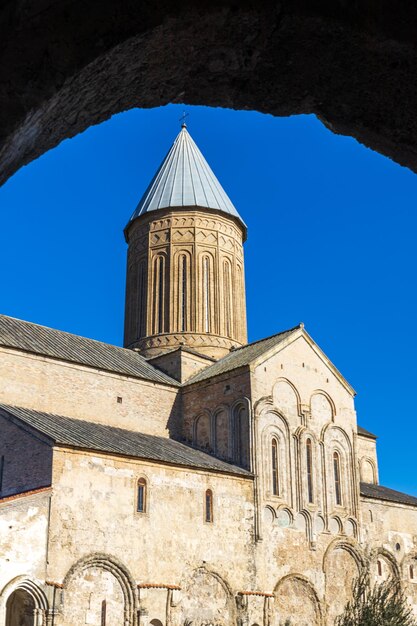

{"left": 1, "top": 2, "right": 417, "bottom": 186}
{"left": 6, "top": 589, "right": 35, "bottom": 626}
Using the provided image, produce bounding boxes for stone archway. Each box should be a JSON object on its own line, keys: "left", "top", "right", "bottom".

{"left": 178, "top": 567, "right": 234, "bottom": 626}
{"left": 0, "top": 578, "right": 49, "bottom": 626}
{"left": 323, "top": 542, "right": 364, "bottom": 626}
{"left": 274, "top": 575, "right": 322, "bottom": 626}
{"left": 62, "top": 554, "right": 137, "bottom": 626}
{"left": 1, "top": 3, "right": 417, "bottom": 187}
{"left": 5, "top": 589, "right": 35, "bottom": 626}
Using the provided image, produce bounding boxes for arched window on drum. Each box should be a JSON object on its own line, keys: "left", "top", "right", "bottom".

{"left": 153, "top": 255, "right": 166, "bottom": 334}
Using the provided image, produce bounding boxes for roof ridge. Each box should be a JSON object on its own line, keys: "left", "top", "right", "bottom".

{"left": 0, "top": 314, "right": 126, "bottom": 352}
{"left": 0, "top": 314, "right": 179, "bottom": 386}
{"left": 231, "top": 324, "right": 302, "bottom": 353}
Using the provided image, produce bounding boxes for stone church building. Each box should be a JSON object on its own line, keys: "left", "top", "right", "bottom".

{"left": 0, "top": 125, "right": 416, "bottom": 626}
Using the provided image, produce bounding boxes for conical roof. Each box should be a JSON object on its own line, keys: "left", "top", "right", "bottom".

{"left": 128, "top": 125, "right": 245, "bottom": 230}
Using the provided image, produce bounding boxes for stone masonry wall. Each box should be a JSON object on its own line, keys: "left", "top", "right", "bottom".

{"left": 0, "top": 414, "right": 52, "bottom": 497}
{"left": 0, "top": 347, "right": 180, "bottom": 437}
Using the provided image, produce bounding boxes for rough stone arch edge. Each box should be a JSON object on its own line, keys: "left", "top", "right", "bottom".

{"left": 273, "top": 573, "right": 324, "bottom": 626}
{"left": 372, "top": 547, "right": 401, "bottom": 581}
{"left": 322, "top": 538, "right": 366, "bottom": 574}
{"left": 180, "top": 565, "right": 237, "bottom": 622}
{"left": 0, "top": 575, "right": 49, "bottom": 611}
{"left": 62, "top": 553, "right": 137, "bottom": 626}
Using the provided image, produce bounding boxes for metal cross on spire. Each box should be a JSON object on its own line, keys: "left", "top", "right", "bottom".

{"left": 179, "top": 111, "right": 189, "bottom": 128}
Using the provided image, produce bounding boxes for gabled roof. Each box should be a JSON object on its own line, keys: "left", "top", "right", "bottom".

{"left": 0, "top": 314, "right": 178, "bottom": 387}
{"left": 184, "top": 326, "right": 300, "bottom": 385}
{"left": 360, "top": 482, "right": 417, "bottom": 507}
{"left": 184, "top": 324, "right": 356, "bottom": 395}
{"left": 357, "top": 425, "right": 377, "bottom": 440}
{"left": 0, "top": 404, "right": 252, "bottom": 478}
{"left": 127, "top": 125, "right": 245, "bottom": 231}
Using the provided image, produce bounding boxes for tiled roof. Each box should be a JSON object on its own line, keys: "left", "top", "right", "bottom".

{"left": 0, "top": 405, "right": 252, "bottom": 477}
{"left": 184, "top": 326, "right": 301, "bottom": 385}
{"left": 357, "top": 425, "right": 377, "bottom": 439}
{"left": 128, "top": 126, "right": 245, "bottom": 230}
{"left": 0, "top": 315, "right": 178, "bottom": 387}
{"left": 360, "top": 482, "right": 417, "bottom": 507}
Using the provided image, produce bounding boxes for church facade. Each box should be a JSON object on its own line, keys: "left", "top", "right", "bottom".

{"left": 0, "top": 126, "right": 416, "bottom": 626}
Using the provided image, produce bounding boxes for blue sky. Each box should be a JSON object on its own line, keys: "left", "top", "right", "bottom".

{"left": 1, "top": 104, "right": 416, "bottom": 495}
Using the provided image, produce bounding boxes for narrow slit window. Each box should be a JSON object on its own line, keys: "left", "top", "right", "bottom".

{"left": 205, "top": 489, "right": 213, "bottom": 523}
{"left": 101, "top": 600, "right": 106, "bottom": 626}
{"left": 203, "top": 256, "right": 211, "bottom": 333}
{"left": 137, "top": 478, "right": 147, "bottom": 513}
{"left": 333, "top": 451, "right": 342, "bottom": 506}
{"left": 306, "top": 438, "right": 314, "bottom": 503}
{"left": 377, "top": 560, "right": 382, "bottom": 577}
{"left": 223, "top": 260, "right": 233, "bottom": 338}
{"left": 179, "top": 254, "right": 188, "bottom": 332}
{"left": 271, "top": 438, "right": 279, "bottom": 496}
{"left": 410, "top": 565, "right": 414, "bottom": 580}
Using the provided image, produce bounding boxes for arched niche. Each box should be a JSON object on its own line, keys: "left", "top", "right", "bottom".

{"left": 0, "top": 577, "right": 48, "bottom": 626}
{"left": 272, "top": 379, "right": 300, "bottom": 419}
{"left": 274, "top": 575, "right": 322, "bottom": 626}
{"left": 179, "top": 568, "right": 234, "bottom": 626}
{"left": 63, "top": 554, "right": 136, "bottom": 626}
{"left": 214, "top": 406, "right": 230, "bottom": 460}
{"left": 194, "top": 412, "right": 211, "bottom": 451}
{"left": 324, "top": 542, "right": 362, "bottom": 626}
{"left": 233, "top": 402, "right": 250, "bottom": 469}
{"left": 360, "top": 458, "right": 376, "bottom": 484}
{"left": 261, "top": 416, "right": 291, "bottom": 505}
{"left": 150, "top": 620, "right": 163, "bottom": 626}
{"left": 311, "top": 392, "right": 335, "bottom": 428}
{"left": 322, "top": 426, "right": 353, "bottom": 513}
{"left": 374, "top": 550, "right": 400, "bottom": 582}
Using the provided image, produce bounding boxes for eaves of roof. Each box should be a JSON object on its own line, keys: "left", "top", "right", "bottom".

{"left": 360, "top": 482, "right": 417, "bottom": 508}
{"left": 0, "top": 404, "right": 252, "bottom": 479}
{"left": 0, "top": 314, "right": 179, "bottom": 388}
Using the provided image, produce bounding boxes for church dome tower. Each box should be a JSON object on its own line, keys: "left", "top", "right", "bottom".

{"left": 123, "top": 125, "right": 247, "bottom": 360}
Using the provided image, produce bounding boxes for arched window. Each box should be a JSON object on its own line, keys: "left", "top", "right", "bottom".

{"left": 410, "top": 565, "right": 414, "bottom": 580}
{"left": 205, "top": 489, "right": 213, "bottom": 523}
{"left": 203, "top": 255, "right": 211, "bottom": 333}
{"left": 178, "top": 254, "right": 188, "bottom": 332}
{"left": 271, "top": 438, "right": 279, "bottom": 496}
{"left": 153, "top": 256, "right": 165, "bottom": 334}
{"left": 333, "top": 451, "right": 342, "bottom": 506}
{"left": 137, "top": 478, "right": 147, "bottom": 513}
{"left": 223, "top": 260, "right": 233, "bottom": 338}
{"left": 306, "top": 438, "right": 314, "bottom": 503}
{"left": 377, "top": 560, "right": 382, "bottom": 577}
